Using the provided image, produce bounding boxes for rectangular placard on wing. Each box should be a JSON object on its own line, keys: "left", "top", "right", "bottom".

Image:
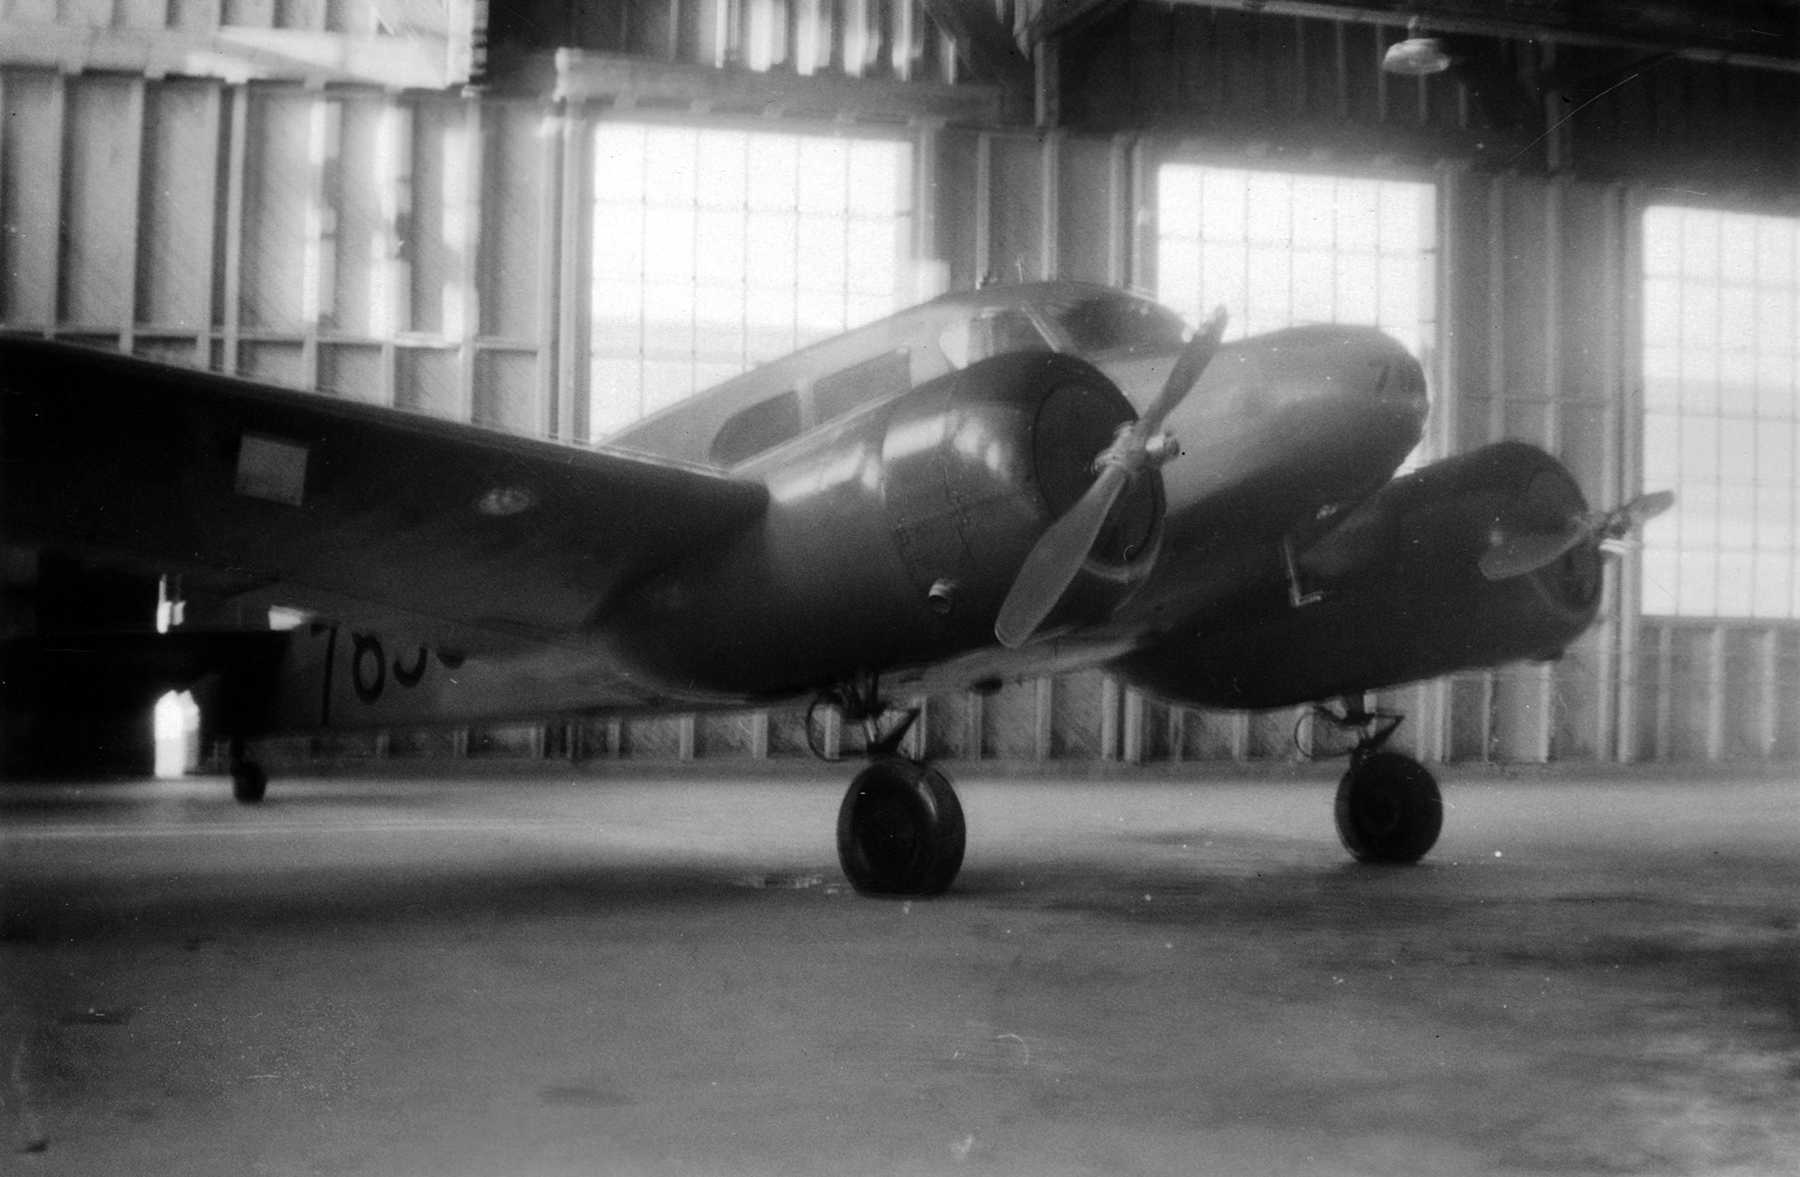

{"left": 236, "top": 434, "right": 309, "bottom": 506}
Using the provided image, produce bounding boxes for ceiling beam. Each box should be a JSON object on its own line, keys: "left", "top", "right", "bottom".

{"left": 1127, "top": 1, "right": 1800, "bottom": 74}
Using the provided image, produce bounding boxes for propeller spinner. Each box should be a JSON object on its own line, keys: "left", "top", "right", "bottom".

{"left": 995, "top": 307, "right": 1228, "bottom": 649}
{"left": 1479, "top": 489, "right": 1674, "bottom": 581}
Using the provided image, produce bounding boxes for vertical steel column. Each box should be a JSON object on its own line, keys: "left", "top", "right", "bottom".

{"left": 1616, "top": 186, "right": 1648, "bottom": 761}
{"left": 376, "top": 95, "right": 414, "bottom": 406}
{"left": 891, "top": 0, "right": 915, "bottom": 81}
{"left": 1106, "top": 134, "right": 1130, "bottom": 287}
{"left": 1122, "top": 688, "right": 1145, "bottom": 764}
{"left": 454, "top": 95, "right": 484, "bottom": 423}
{"left": 1705, "top": 625, "right": 1727, "bottom": 762}
{"left": 973, "top": 130, "right": 992, "bottom": 284}
{"left": 1428, "top": 168, "right": 1460, "bottom": 459}
{"left": 118, "top": 78, "right": 147, "bottom": 354}
{"left": 1759, "top": 630, "right": 1780, "bottom": 757}
{"left": 1534, "top": 178, "right": 1562, "bottom": 759}
{"left": 555, "top": 100, "right": 589, "bottom": 441}
{"left": 1484, "top": 176, "right": 1507, "bottom": 443}
{"left": 1652, "top": 623, "right": 1673, "bottom": 761}
{"left": 535, "top": 101, "right": 562, "bottom": 438}
{"left": 1478, "top": 172, "right": 1506, "bottom": 759}
{"left": 1594, "top": 183, "right": 1627, "bottom": 760}
{"left": 1034, "top": 677, "right": 1054, "bottom": 761}
{"left": 190, "top": 82, "right": 224, "bottom": 367}
{"left": 1331, "top": 20, "right": 1349, "bottom": 122}
{"left": 299, "top": 87, "right": 339, "bottom": 391}
{"left": 1099, "top": 676, "right": 1120, "bottom": 761}
{"left": 1040, "top": 130, "right": 1059, "bottom": 280}
{"left": 1127, "top": 135, "right": 1154, "bottom": 293}
{"left": 902, "top": 695, "right": 927, "bottom": 761}
{"left": 1420, "top": 167, "right": 1465, "bottom": 761}
{"left": 965, "top": 691, "right": 985, "bottom": 760}
{"left": 220, "top": 83, "right": 249, "bottom": 372}
{"left": 912, "top": 119, "right": 939, "bottom": 289}
{"left": 40, "top": 72, "right": 67, "bottom": 335}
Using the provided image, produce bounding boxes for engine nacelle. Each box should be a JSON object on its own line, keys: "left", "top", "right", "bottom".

{"left": 606, "top": 352, "right": 1160, "bottom": 699}
{"left": 1114, "top": 441, "right": 1602, "bottom": 710}
{"left": 879, "top": 350, "right": 1161, "bottom": 644}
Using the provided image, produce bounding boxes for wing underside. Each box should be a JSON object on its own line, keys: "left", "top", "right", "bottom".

{"left": 1, "top": 337, "right": 770, "bottom": 651}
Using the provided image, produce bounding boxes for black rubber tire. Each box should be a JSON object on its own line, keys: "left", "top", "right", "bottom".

{"left": 836, "top": 758, "right": 966, "bottom": 896}
{"left": 231, "top": 760, "right": 268, "bottom": 804}
{"left": 1334, "top": 751, "right": 1442, "bottom": 864}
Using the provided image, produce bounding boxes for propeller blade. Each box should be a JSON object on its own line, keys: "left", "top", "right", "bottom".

{"left": 1602, "top": 489, "right": 1674, "bottom": 539}
{"left": 995, "top": 465, "right": 1128, "bottom": 648}
{"left": 1478, "top": 522, "right": 1586, "bottom": 581}
{"left": 1141, "top": 306, "right": 1228, "bottom": 434}
{"left": 1480, "top": 488, "right": 1676, "bottom": 580}
{"left": 993, "top": 308, "right": 1228, "bottom": 649}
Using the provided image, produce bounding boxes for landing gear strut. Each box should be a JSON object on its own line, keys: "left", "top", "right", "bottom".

{"left": 1311, "top": 699, "right": 1442, "bottom": 865}
{"left": 228, "top": 736, "right": 267, "bottom": 804}
{"left": 817, "top": 674, "right": 966, "bottom": 897}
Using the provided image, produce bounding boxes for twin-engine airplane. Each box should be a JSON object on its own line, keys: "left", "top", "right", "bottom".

{"left": 1, "top": 282, "right": 1669, "bottom": 896}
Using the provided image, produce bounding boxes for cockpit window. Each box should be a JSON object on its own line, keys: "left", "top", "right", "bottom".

{"left": 938, "top": 308, "right": 1054, "bottom": 369}
{"left": 710, "top": 391, "right": 801, "bottom": 467}
{"left": 1040, "top": 296, "right": 1187, "bottom": 355}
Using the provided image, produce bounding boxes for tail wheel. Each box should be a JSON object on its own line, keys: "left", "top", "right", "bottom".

{"left": 836, "top": 758, "right": 965, "bottom": 897}
{"left": 1334, "top": 751, "right": 1441, "bottom": 864}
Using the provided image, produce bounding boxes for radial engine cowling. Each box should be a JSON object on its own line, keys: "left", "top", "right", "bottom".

{"left": 608, "top": 352, "right": 1164, "bottom": 699}
{"left": 1114, "top": 441, "right": 1602, "bottom": 710}
{"left": 880, "top": 351, "right": 1163, "bottom": 646}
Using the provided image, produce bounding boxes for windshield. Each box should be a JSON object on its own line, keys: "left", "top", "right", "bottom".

{"left": 1039, "top": 295, "right": 1187, "bottom": 355}
{"left": 938, "top": 308, "right": 1055, "bottom": 369}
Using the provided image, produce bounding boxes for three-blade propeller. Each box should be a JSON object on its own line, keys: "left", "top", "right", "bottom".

{"left": 1478, "top": 489, "right": 1674, "bottom": 581}
{"left": 994, "top": 308, "right": 1229, "bottom": 649}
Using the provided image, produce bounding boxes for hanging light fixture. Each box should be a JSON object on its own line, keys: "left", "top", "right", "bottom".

{"left": 1382, "top": 17, "right": 1452, "bottom": 76}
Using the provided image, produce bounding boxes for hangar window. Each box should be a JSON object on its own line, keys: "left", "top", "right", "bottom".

{"left": 1154, "top": 165, "right": 1437, "bottom": 361}
{"left": 589, "top": 123, "right": 914, "bottom": 440}
{"left": 1639, "top": 206, "right": 1800, "bottom": 618}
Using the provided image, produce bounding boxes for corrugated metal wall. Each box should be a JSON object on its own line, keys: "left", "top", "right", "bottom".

{"left": 0, "top": 74, "right": 555, "bottom": 434}
{"left": 4, "top": 0, "right": 1795, "bottom": 766}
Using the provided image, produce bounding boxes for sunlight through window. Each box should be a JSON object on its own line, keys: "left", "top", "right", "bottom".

{"left": 1155, "top": 164, "right": 1437, "bottom": 361}
{"left": 589, "top": 124, "right": 914, "bottom": 439}
{"left": 1640, "top": 206, "right": 1800, "bottom": 618}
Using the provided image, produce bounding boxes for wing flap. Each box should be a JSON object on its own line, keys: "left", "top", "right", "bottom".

{"left": 2, "top": 337, "right": 769, "bottom": 643}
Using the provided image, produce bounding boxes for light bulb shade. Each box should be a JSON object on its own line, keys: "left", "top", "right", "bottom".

{"left": 1382, "top": 36, "right": 1452, "bottom": 76}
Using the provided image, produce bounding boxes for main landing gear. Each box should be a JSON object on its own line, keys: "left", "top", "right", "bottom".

{"left": 1310, "top": 699, "right": 1443, "bottom": 864}
{"left": 815, "top": 676, "right": 966, "bottom": 897}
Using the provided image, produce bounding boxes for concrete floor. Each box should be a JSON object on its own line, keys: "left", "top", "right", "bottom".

{"left": 5, "top": 768, "right": 1800, "bottom": 1177}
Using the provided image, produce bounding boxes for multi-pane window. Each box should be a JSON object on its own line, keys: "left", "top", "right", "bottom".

{"left": 1640, "top": 207, "right": 1800, "bottom": 618}
{"left": 1155, "top": 165, "right": 1437, "bottom": 361}
{"left": 589, "top": 123, "right": 914, "bottom": 439}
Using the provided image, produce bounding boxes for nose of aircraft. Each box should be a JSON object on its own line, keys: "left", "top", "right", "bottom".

{"left": 1364, "top": 336, "right": 1429, "bottom": 424}
{"left": 1093, "top": 323, "right": 1428, "bottom": 474}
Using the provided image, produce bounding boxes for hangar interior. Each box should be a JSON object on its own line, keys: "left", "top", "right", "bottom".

{"left": 2, "top": 0, "right": 1797, "bottom": 772}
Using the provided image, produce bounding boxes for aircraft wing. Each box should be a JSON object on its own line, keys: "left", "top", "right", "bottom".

{"left": 1, "top": 337, "right": 770, "bottom": 648}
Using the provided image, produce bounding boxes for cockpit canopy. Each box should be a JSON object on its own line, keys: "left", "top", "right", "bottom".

{"left": 938, "top": 294, "right": 1187, "bottom": 370}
